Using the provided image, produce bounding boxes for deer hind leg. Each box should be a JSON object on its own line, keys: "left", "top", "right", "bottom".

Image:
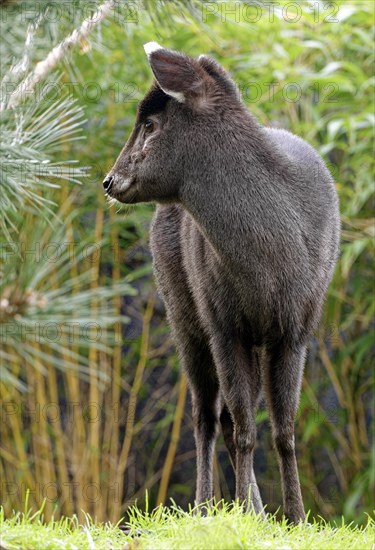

{"left": 211, "top": 335, "right": 264, "bottom": 515}
{"left": 220, "top": 402, "right": 262, "bottom": 511}
{"left": 189, "top": 340, "right": 220, "bottom": 506}
{"left": 173, "top": 332, "right": 220, "bottom": 507}
{"left": 262, "top": 343, "right": 306, "bottom": 524}
{"left": 219, "top": 404, "right": 236, "bottom": 468}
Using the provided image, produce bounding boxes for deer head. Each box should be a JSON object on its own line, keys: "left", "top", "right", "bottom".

{"left": 103, "top": 43, "right": 242, "bottom": 204}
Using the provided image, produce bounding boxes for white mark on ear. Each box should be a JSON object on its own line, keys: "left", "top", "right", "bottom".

{"left": 143, "top": 42, "right": 163, "bottom": 56}
{"left": 143, "top": 42, "right": 185, "bottom": 103}
{"left": 162, "top": 89, "right": 185, "bottom": 103}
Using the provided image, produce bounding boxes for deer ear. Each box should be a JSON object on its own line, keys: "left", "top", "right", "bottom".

{"left": 198, "top": 55, "right": 238, "bottom": 98}
{"left": 143, "top": 42, "right": 207, "bottom": 104}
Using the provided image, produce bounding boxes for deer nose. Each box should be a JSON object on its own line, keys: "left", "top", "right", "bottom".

{"left": 103, "top": 175, "right": 114, "bottom": 191}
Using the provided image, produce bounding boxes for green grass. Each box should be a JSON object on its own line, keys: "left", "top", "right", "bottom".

{"left": 1, "top": 502, "right": 374, "bottom": 550}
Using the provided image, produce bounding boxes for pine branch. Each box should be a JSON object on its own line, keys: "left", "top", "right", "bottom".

{"left": 3, "top": 0, "right": 115, "bottom": 111}
{"left": 1, "top": 13, "right": 43, "bottom": 91}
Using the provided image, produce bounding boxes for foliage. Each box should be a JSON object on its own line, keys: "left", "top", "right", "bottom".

{"left": 0, "top": 209, "right": 136, "bottom": 389}
{"left": 0, "top": 95, "right": 86, "bottom": 241}
{"left": 0, "top": 0, "right": 373, "bottom": 528}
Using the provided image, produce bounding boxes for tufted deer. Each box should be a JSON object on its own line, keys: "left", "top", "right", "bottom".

{"left": 103, "top": 43, "right": 340, "bottom": 523}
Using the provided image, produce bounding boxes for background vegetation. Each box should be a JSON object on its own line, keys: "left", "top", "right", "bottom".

{"left": 0, "top": 0, "right": 373, "bottom": 528}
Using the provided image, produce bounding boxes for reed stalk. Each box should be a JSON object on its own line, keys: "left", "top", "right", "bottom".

{"left": 88, "top": 205, "right": 104, "bottom": 519}
{"left": 105, "top": 91, "right": 123, "bottom": 522}
{"left": 117, "top": 293, "right": 155, "bottom": 509}
{"left": 157, "top": 373, "right": 188, "bottom": 505}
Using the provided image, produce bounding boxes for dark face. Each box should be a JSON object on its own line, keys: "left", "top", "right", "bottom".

{"left": 103, "top": 44, "right": 241, "bottom": 205}
{"left": 103, "top": 85, "right": 187, "bottom": 204}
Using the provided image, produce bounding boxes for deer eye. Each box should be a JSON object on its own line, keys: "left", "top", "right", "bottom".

{"left": 144, "top": 119, "right": 155, "bottom": 133}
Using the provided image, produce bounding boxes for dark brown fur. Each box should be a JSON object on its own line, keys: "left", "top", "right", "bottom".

{"left": 103, "top": 45, "right": 340, "bottom": 523}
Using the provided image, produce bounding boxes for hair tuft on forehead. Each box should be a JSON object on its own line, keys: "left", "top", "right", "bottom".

{"left": 137, "top": 83, "right": 170, "bottom": 121}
